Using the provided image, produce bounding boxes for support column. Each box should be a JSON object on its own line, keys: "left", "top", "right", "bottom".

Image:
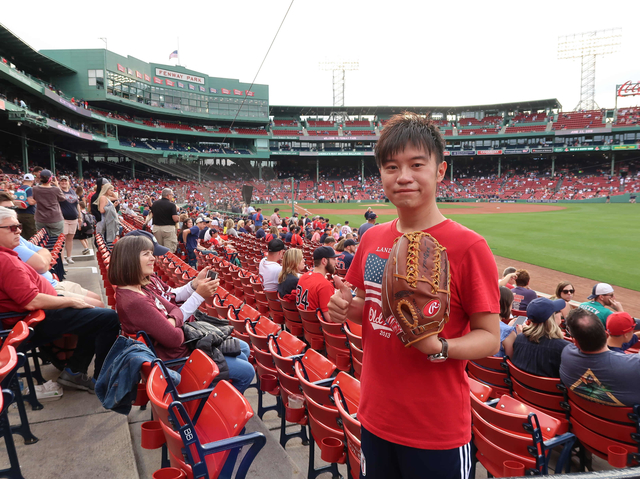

{"left": 258, "top": 161, "right": 262, "bottom": 180}
{"left": 450, "top": 158, "right": 454, "bottom": 182}
{"left": 551, "top": 155, "right": 555, "bottom": 178}
{"left": 77, "top": 154, "right": 83, "bottom": 179}
{"left": 291, "top": 177, "right": 295, "bottom": 217}
{"left": 49, "top": 144, "right": 56, "bottom": 174}
{"left": 498, "top": 157, "right": 502, "bottom": 178}
{"left": 361, "top": 158, "right": 365, "bottom": 185}
{"left": 198, "top": 162, "right": 202, "bottom": 183}
{"left": 316, "top": 158, "right": 319, "bottom": 184}
{"left": 132, "top": 159, "right": 135, "bottom": 179}
{"left": 611, "top": 153, "right": 615, "bottom": 177}
{"left": 21, "top": 133, "right": 28, "bottom": 173}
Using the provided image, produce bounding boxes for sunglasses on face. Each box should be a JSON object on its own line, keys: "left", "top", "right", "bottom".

{"left": 0, "top": 223, "right": 23, "bottom": 233}
{"left": 562, "top": 289, "right": 575, "bottom": 294}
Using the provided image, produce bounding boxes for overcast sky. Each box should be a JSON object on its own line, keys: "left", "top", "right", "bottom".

{"left": 3, "top": 0, "right": 639, "bottom": 111}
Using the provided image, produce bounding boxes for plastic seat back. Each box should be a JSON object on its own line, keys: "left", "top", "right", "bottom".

{"left": 469, "top": 377, "right": 493, "bottom": 401}
{"left": 343, "top": 321, "right": 362, "bottom": 350}
{"left": 504, "top": 359, "right": 566, "bottom": 418}
{"left": 294, "top": 349, "right": 336, "bottom": 406}
{"left": 3, "top": 321, "right": 30, "bottom": 349}
{"left": 467, "top": 360, "right": 510, "bottom": 398}
{"left": 0, "top": 345, "right": 18, "bottom": 385}
{"left": 177, "top": 350, "right": 219, "bottom": 416}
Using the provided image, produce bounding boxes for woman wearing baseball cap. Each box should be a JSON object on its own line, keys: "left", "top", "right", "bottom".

{"left": 510, "top": 297, "right": 569, "bottom": 378}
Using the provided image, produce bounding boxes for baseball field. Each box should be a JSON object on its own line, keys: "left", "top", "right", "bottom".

{"left": 254, "top": 202, "right": 640, "bottom": 297}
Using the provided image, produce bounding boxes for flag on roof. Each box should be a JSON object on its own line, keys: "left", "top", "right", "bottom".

{"left": 169, "top": 50, "right": 178, "bottom": 59}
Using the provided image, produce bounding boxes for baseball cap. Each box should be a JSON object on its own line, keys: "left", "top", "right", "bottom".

{"left": 124, "top": 229, "right": 170, "bottom": 256}
{"left": 607, "top": 312, "right": 636, "bottom": 336}
{"left": 344, "top": 239, "right": 357, "bottom": 247}
{"left": 23, "top": 174, "right": 34, "bottom": 181}
{"left": 369, "top": 213, "right": 377, "bottom": 219}
{"left": 526, "top": 297, "right": 566, "bottom": 324}
{"left": 268, "top": 238, "right": 285, "bottom": 252}
{"left": 587, "top": 283, "right": 614, "bottom": 300}
{"left": 195, "top": 217, "right": 205, "bottom": 224}
{"left": 313, "top": 246, "right": 339, "bottom": 260}
{"left": 59, "top": 175, "right": 69, "bottom": 180}
{"left": 40, "top": 169, "right": 52, "bottom": 181}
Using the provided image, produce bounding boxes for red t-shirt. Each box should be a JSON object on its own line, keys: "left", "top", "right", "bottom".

{"left": 344, "top": 218, "right": 499, "bottom": 450}
{"left": 296, "top": 271, "right": 334, "bottom": 313}
{"left": 0, "top": 246, "right": 58, "bottom": 327}
{"left": 290, "top": 234, "right": 304, "bottom": 246}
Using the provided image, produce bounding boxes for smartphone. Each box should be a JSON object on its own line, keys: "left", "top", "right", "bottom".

{"left": 514, "top": 315, "right": 528, "bottom": 326}
{"left": 207, "top": 270, "right": 218, "bottom": 281}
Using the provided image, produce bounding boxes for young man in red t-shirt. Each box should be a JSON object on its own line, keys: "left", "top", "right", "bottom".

{"left": 295, "top": 246, "right": 337, "bottom": 317}
{"left": 328, "top": 112, "right": 500, "bottom": 479}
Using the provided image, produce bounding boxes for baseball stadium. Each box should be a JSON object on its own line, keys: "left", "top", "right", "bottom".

{"left": 0, "top": 11, "right": 639, "bottom": 479}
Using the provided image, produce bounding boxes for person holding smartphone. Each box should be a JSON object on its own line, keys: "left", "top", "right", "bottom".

{"left": 32, "top": 169, "right": 66, "bottom": 237}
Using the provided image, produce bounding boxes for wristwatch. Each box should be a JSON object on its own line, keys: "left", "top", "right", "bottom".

{"left": 429, "top": 338, "right": 448, "bottom": 363}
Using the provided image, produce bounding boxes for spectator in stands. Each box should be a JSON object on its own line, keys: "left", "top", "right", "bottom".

{"left": 270, "top": 208, "right": 280, "bottom": 228}
{"left": 340, "top": 221, "right": 351, "bottom": 236}
{"left": 336, "top": 239, "right": 357, "bottom": 272}
{"left": 58, "top": 176, "right": 82, "bottom": 264}
{"left": 358, "top": 213, "right": 377, "bottom": 239}
{"left": 498, "top": 266, "right": 517, "bottom": 289}
{"left": 277, "top": 248, "right": 305, "bottom": 301}
{"left": 255, "top": 224, "right": 266, "bottom": 240}
{"left": 606, "top": 312, "right": 640, "bottom": 353}
{"left": 110, "top": 233, "right": 254, "bottom": 394}
{"left": 254, "top": 208, "right": 264, "bottom": 228}
{"left": 0, "top": 192, "right": 103, "bottom": 307}
{"left": 0, "top": 206, "right": 119, "bottom": 392}
{"left": 283, "top": 226, "right": 293, "bottom": 243}
{"left": 296, "top": 246, "right": 337, "bottom": 317}
{"left": 32, "top": 169, "right": 65, "bottom": 237}
{"left": 237, "top": 219, "right": 248, "bottom": 234}
{"left": 181, "top": 218, "right": 197, "bottom": 267}
{"left": 90, "top": 178, "right": 109, "bottom": 233}
{"left": 310, "top": 227, "right": 322, "bottom": 243}
{"left": 496, "top": 286, "right": 518, "bottom": 358}
{"left": 150, "top": 188, "right": 179, "bottom": 253}
{"left": 318, "top": 227, "right": 330, "bottom": 245}
{"left": 224, "top": 219, "right": 238, "bottom": 237}
{"left": 15, "top": 173, "right": 37, "bottom": 239}
{"left": 265, "top": 226, "right": 278, "bottom": 243}
{"left": 76, "top": 201, "right": 93, "bottom": 255}
{"left": 579, "top": 283, "right": 624, "bottom": 327}
{"left": 290, "top": 226, "right": 304, "bottom": 247}
{"left": 323, "top": 236, "right": 336, "bottom": 248}
{"left": 560, "top": 308, "right": 640, "bottom": 407}
{"left": 511, "top": 297, "right": 569, "bottom": 378}
{"left": 550, "top": 281, "right": 574, "bottom": 320}
{"left": 259, "top": 239, "right": 284, "bottom": 292}
{"left": 364, "top": 207, "right": 373, "bottom": 220}
{"left": 511, "top": 269, "right": 537, "bottom": 311}
{"left": 94, "top": 181, "right": 120, "bottom": 243}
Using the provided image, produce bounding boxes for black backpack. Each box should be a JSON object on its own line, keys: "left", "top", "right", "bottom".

{"left": 80, "top": 212, "right": 96, "bottom": 235}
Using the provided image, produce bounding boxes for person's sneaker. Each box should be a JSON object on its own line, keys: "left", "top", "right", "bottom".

{"left": 82, "top": 248, "right": 90, "bottom": 255}
{"left": 57, "top": 368, "right": 95, "bottom": 394}
{"left": 66, "top": 257, "right": 75, "bottom": 264}
{"left": 62, "top": 257, "right": 69, "bottom": 265}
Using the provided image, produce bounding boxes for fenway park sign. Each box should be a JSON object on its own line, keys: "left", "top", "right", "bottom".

{"left": 617, "top": 81, "right": 640, "bottom": 97}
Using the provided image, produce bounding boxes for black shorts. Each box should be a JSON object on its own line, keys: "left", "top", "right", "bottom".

{"left": 360, "top": 425, "right": 471, "bottom": 479}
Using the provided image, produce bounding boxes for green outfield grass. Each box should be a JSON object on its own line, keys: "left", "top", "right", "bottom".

{"left": 253, "top": 202, "right": 640, "bottom": 291}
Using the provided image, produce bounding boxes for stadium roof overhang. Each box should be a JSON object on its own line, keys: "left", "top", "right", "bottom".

{"left": 0, "top": 23, "right": 77, "bottom": 78}
{"left": 270, "top": 99, "right": 562, "bottom": 117}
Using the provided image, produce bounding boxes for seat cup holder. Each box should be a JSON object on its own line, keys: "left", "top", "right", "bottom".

{"left": 259, "top": 374, "right": 278, "bottom": 392}
{"left": 336, "top": 352, "right": 351, "bottom": 371}
{"left": 152, "top": 467, "right": 186, "bottom": 479}
{"left": 320, "top": 437, "right": 344, "bottom": 463}
{"left": 141, "top": 421, "right": 166, "bottom": 449}
{"left": 503, "top": 460, "right": 525, "bottom": 477}
{"left": 608, "top": 445, "right": 628, "bottom": 468}
{"left": 285, "top": 394, "right": 305, "bottom": 423}
{"left": 310, "top": 336, "right": 324, "bottom": 350}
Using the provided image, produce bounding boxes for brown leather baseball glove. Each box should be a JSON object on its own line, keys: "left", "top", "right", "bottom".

{"left": 381, "top": 231, "right": 451, "bottom": 347}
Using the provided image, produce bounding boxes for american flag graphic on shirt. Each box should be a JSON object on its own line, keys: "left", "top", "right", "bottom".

{"left": 364, "top": 253, "right": 394, "bottom": 333}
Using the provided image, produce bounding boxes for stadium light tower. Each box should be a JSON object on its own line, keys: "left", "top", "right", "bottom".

{"left": 557, "top": 28, "right": 621, "bottom": 111}
{"left": 319, "top": 60, "right": 359, "bottom": 122}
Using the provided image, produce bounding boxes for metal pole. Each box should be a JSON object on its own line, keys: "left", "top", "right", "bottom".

{"left": 291, "top": 176, "right": 295, "bottom": 217}
{"left": 551, "top": 156, "right": 555, "bottom": 177}
{"left": 450, "top": 158, "right": 454, "bottom": 183}
{"left": 361, "top": 158, "right": 364, "bottom": 185}
{"left": 198, "top": 162, "right": 202, "bottom": 182}
{"left": 258, "top": 161, "right": 262, "bottom": 180}
{"left": 611, "top": 153, "right": 615, "bottom": 177}
{"left": 49, "top": 144, "right": 56, "bottom": 174}
{"left": 132, "top": 159, "right": 135, "bottom": 179}
{"left": 497, "top": 157, "right": 501, "bottom": 179}
{"left": 77, "top": 154, "right": 83, "bottom": 179}
{"left": 316, "top": 158, "right": 319, "bottom": 183}
{"left": 21, "top": 133, "right": 28, "bottom": 174}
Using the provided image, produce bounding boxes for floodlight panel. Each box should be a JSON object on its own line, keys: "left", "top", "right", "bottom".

{"left": 557, "top": 28, "right": 621, "bottom": 60}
